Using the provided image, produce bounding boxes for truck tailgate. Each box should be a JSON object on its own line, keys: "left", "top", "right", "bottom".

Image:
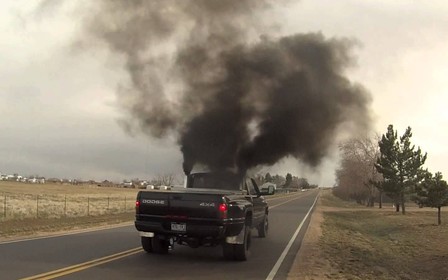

{"left": 137, "top": 191, "right": 227, "bottom": 219}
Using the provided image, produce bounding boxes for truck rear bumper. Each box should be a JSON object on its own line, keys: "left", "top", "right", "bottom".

{"left": 135, "top": 220, "right": 226, "bottom": 237}
{"left": 135, "top": 219, "right": 244, "bottom": 238}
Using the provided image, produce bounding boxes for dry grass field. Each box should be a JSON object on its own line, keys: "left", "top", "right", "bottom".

{"left": 0, "top": 181, "right": 140, "bottom": 239}
{"left": 290, "top": 190, "right": 448, "bottom": 280}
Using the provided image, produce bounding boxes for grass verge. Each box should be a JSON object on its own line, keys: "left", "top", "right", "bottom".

{"left": 319, "top": 191, "right": 448, "bottom": 280}
{"left": 0, "top": 212, "right": 134, "bottom": 241}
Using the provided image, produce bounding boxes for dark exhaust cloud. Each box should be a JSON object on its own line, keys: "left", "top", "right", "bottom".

{"left": 78, "top": 0, "right": 372, "bottom": 175}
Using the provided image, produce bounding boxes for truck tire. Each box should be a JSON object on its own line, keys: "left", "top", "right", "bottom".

{"left": 141, "top": 237, "right": 153, "bottom": 253}
{"left": 222, "top": 225, "right": 251, "bottom": 261}
{"left": 151, "top": 235, "right": 169, "bottom": 254}
{"left": 222, "top": 243, "right": 234, "bottom": 260}
{"left": 234, "top": 225, "right": 251, "bottom": 261}
{"left": 257, "top": 215, "right": 268, "bottom": 238}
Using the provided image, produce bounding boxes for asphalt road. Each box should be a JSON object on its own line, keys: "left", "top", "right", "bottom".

{"left": 0, "top": 190, "right": 318, "bottom": 280}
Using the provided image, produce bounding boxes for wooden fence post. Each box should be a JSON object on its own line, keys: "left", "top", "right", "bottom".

{"left": 36, "top": 195, "right": 39, "bottom": 218}
{"left": 3, "top": 194, "right": 6, "bottom": 218}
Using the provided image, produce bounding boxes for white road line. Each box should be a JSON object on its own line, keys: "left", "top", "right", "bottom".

{"left": 0, "top": 222, "right": 133, "bottom": 245}
{"left": 266, "top": 193, "right": 319, "bottom": 280}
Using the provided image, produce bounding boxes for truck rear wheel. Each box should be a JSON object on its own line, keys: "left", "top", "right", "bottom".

{"left": 223, "top": 225, "right": 251, "bottom": 261}
{"left": 258, "top": 215, "right": 268, "bottom": 238}
{"left": 152, "top": 235, "right": 169, "bottom": 254}
{"left": 234, "top": 225, "right": 251, "bottom": 261}
{"left": 222, "top": 243, "right": 234, "bottom": 260}
{"left": 141, "top": 237, "right": 153, "bottom": 253}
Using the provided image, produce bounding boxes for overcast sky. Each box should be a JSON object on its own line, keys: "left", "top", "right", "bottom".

{"left": 1, "top": 1, "right": 447, "bottom": 185}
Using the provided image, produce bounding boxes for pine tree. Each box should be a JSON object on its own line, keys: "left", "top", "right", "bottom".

{"left": 375, "top": 125, "right": 427, "bottom": 214}
{"left": 413, "top": 171, "right": 448, "bottom": 225}
{"left": 375, "top": 125, "right": 400, "bottom": 211}
{"left": 285, "top": 173, "right": 292, "bottom": 187}
{"left": 265, "top": 173, "right": 273, "bottom": 183}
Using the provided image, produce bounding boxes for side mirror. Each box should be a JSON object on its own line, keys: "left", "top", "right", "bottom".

{"left": 259, "top": 185, "right": 275, "bottom": 195}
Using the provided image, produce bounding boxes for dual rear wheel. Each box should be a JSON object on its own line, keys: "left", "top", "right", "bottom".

{"left": 222, "top": 214, "right": 268, "bottom": 261}
{"left": 222, "top": 225, "right": 251, "bottom": 261}
{"left": 257, "top": 215, "right": 269, "bottom": 237}
{"left": 141, "top": 236, "right": 169, "bottom": 254}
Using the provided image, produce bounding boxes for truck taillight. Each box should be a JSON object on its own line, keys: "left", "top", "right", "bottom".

{"left": 219, "top": 203, "right": 227, "bottom": 212}
{"left": 135, "top": 200, "right": 140, "bottom": 213}
{"left": 219, "top": 203, "right": 228, "bottom": 219}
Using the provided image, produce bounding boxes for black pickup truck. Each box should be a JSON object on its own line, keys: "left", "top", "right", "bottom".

{"left": 134, "top": 171, "right": 274, "bottom": 261}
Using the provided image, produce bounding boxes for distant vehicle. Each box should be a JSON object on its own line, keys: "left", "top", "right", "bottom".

{"left": 135, "top": 171, "right": 274, "bottom": 261}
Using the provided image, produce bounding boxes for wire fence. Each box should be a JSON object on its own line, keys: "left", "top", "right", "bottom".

{"left": 0, "top": 193, "right": 135, "bottom": 220}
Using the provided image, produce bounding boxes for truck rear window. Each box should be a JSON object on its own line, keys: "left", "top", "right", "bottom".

{"left": 186, "top": 172, "right": 242, "bottom": 191}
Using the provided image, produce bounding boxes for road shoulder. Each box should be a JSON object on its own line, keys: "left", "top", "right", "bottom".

{"left": 287, "top": 194, "right": 334, "bottom": 280}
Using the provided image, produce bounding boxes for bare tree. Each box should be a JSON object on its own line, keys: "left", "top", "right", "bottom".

{"left": 335, "top": 156, "right": 370, "bottom": 204}
{"left": 155, "top": 173, "right": 178, "bottom": 186}
{"left": 272, "top": 174, "right": 286, "bottom": 188}
{"left": 335, "top": 135, "right": 382, "bottom": 206}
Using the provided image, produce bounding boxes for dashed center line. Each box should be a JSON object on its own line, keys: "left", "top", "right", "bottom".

{"left": 20, "top": 247, "right": 143, "bottom": 280}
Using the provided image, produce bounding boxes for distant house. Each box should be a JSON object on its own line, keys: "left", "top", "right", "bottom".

{"left": 60, "top": 179, "right": 69, "bottom": 184}
{"left": 28, "top": 177, "right": 45, "bottom": 184}
{"left": 47, "top": 178, "right": 62, "bottom": 184}
{"left": 101, "top": 180, "right": 114, "bottom": 187}
{"left": 131, "top": 180, "right": 146, "bottom": 188}
{"left": 260, "top": 182, "right": 277, "bottom": 192}
{"left": 6, "top": 175, "right": 16, "bottom": 181}
{"left": 122, "top": 181, "right": 134, "bottom": 188}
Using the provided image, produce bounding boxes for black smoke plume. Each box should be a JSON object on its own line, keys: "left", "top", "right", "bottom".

{"left": 79, "top": 0, "right": 372, "bottom": 175}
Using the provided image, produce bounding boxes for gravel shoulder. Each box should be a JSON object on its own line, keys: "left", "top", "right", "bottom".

{"left": 287, "top": 195, "right": 335, "bottom": 279}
